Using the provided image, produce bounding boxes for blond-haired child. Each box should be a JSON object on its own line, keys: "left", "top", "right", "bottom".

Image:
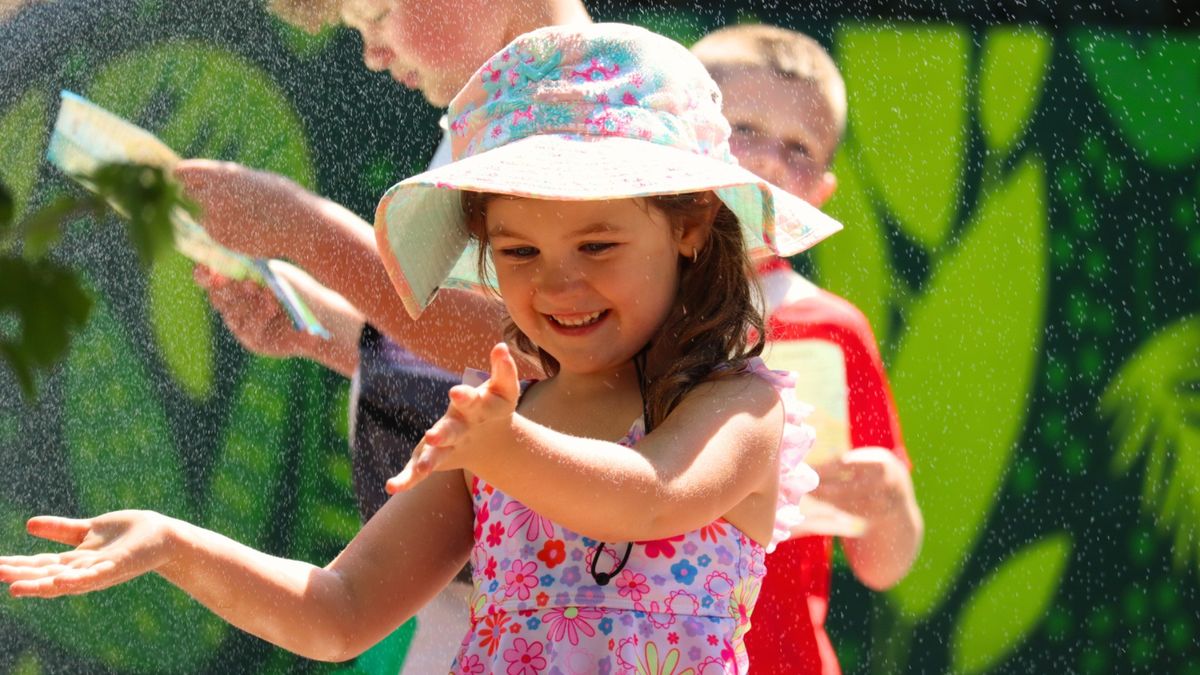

{"left": 693, "top": 23, "right": 923, "bottom": 675}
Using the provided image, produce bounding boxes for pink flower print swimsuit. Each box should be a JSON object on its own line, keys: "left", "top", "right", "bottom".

{"left": 451, "top": 358, "right": 815, "bottom": 674}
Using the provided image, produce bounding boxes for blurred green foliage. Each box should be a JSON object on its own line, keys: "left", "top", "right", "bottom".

{"left": 0, "top": 164, "right": 192, "bottom": 400}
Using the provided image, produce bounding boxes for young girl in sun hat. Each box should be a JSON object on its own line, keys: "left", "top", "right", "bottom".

{"left": 1, "top": 23, "right": 840, "bottom": 672}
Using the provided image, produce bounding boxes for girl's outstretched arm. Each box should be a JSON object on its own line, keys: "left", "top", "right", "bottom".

{"left": 391, "top": 345, "right": 786, "bottom": 545}
{"left": 0, "top": 471, "right": 473, "bottom": 662}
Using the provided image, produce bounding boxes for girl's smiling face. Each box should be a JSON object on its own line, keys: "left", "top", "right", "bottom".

{"left": 485, "top": 198, "right": 705, "bottom": 378}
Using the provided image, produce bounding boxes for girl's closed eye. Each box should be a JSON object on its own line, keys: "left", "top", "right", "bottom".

{"left": 580, "top": 242, "right": 617, "bottom": 254}
{"left": 498, "top": 245, "right": 539, "bottom": 260}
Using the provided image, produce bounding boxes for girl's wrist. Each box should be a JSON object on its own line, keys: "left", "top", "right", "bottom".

{"left": 154, "top": 514, "right": 195, "bottom": 579}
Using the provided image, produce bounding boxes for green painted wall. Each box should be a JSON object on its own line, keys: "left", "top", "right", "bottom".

{"left": 0, "top": 1, "right": 1196, "bottom": 673}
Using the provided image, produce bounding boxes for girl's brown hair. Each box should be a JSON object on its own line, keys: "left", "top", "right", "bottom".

{"left": 461, "top": 192, "right": 765, "bottom": 430}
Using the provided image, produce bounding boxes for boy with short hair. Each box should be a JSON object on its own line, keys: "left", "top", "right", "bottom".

{"left": 692, "top": 24, "right": 923, "bottom": 675}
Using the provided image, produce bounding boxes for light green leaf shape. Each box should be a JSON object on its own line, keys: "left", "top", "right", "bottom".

{"left": 1073, "top": 30, "right": 1200, "bottom": 167}
{"left": 1102, "top": 316, "right": 1200, "bottom": 572}
{"left": 836, "top": 24, "right": 968, "bottom": 250}
{"left": 204, "top": 355, "right": 291, "bottom": 544}
{"left": 147, "top": 251, "right": 213, "bottom": 398}
{"left": 82, "top": 42, "right": 316, "bottom": 398}
{"left": 888, "top": 158, "right": 1048, "bottom": 619}
{"left": 276, "top": 18, "right": 338, "bottom": 60}
{"left": 951, "top": 534, "right": 1072, "bottom": 674}
{"left": 0, "top": 91, "right": 48, "bottom": 221}
{"left": 814, "top": 144, "right": 892, "bottom": 340}
{"left": 979, "top": 27, "right": 1051, "bottom": 156}
{"left": 64, "top": 300, "right": 190, "bottom": 517}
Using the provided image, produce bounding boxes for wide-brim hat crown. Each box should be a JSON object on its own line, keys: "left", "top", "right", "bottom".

{"left": 376, "top": 22, "right": 842, "bottom": 318}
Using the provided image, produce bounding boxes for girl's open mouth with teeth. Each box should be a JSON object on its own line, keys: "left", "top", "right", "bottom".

{"left": 546, "top": 310, "right": 609, "bottom": 331}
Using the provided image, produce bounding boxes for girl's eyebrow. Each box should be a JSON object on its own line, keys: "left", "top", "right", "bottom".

{"left": 487, "top": 221, "right": 620, "bottom": 238}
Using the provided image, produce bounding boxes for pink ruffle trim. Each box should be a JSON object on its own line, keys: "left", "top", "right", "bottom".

{"left": 742, "top": 357, "right": 818, "bottom": 553}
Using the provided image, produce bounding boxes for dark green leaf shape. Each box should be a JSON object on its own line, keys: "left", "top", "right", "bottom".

{"left": 951, "top": 534, "right": 1072, "bottom": 674}
{"left": 0, "top": 257, "right": 93, "bottom": 400}
{"left": 888, "top": 158, "right": 1048, "bottom": 620}
{"left": 0, "top": 91, "right": 48, "bottom": 223}
{"left": 0, "top": 181, "right": 12, "bottom": 235}
{"left": 85, "top": 42, "right": 316, "bottom": 398}
{"left": 814, "top": 145, "right": 893, "bottom": 341}
{"left": 1102, "top": 315, "right": 1200, "bottom": 572}
{"left": 836, "top": 24, "right": 968, "bottom": 250}
{"left": 978, "top": 27, "right": 1051, "bottom": 156}
{"left": 1073, "top": 30, "right": 1200, "bottom": 167}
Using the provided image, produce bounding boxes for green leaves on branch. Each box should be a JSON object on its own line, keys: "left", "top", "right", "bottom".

{"left": 0, "top": 164, "right": 192, "bottom": 401}
{"left": 0, "top": 254, "right": 92, "bottom": 399}
{"left": 87, "top": 163, "right": 195, "bottom": 267}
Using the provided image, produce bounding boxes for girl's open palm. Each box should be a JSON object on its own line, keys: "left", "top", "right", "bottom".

{"left": 386, "top": 343, "right": 520, "bottom": 494}
{"left": 0, "top": 511, "right": 175, "bottom": 598}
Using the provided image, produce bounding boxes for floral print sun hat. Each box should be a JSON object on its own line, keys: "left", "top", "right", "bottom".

{"left": 375, "top": 22, "right": 843, "bottom": 318}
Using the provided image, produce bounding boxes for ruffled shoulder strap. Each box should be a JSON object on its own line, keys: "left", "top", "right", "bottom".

{"left": 742, "top": 356, "right": 818, "bottom": 553}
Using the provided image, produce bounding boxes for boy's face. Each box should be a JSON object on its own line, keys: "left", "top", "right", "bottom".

{"left": 340, "top": 0, "right": 510, "bottom": 107}
{"left": 716, "top": 65, "right": 839, "bottom": 208}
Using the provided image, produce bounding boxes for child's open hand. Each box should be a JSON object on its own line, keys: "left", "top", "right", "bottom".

{"left": 810, "top": 448, "right": 914, "bottom": 528}
{"left": 195, "top": 265, "right": 306, "bottom": 359}
{"left": 0, "top": 511, "right": 176, "bottom": 598}
{"left": 386, "top": 343, "right": 520, "bottom": 494}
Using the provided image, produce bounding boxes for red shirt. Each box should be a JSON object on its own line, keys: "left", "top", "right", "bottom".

{"left": 745, "top": 261, "right": 911, "bottom": 674}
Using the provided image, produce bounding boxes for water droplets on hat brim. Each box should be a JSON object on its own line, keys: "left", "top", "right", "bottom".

{"left": 375, "top": 134, "right": 841, "bottom": 319}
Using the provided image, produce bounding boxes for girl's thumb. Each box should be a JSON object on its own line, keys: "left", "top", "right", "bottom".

{"left": 26, "top": 516, "right": 91, "bottom": 546}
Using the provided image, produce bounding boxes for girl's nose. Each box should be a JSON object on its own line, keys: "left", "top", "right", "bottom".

{"left": 535, "top": 262, "right": 587, "bottom": 298}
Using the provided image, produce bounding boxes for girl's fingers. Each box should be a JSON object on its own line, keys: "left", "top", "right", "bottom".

{"left": 25, "top": 517, "right": 91, "bottom": 547}
{"left": 487, "top": 343, "right": 520, "bottom": 403}
{"left": 424, "top": 418, "right": 467, "bottom": 447}
{"left": 386, "top": 442, "right": 433, "bottom": 495}
{"left": 447, "top": 385, "right": 479, "bottom": 409}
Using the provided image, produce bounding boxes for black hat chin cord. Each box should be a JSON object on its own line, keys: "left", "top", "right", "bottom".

{"left": 587, "top": 347, "right": 651, "bottom": 586}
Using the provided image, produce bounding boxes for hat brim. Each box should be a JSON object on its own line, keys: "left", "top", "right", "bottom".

{"left": 375, "top": 134, "right": 842, "bottom": 319}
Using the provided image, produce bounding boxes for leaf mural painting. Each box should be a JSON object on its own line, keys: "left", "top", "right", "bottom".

{"left": 836, "top": 24, "right": 969, "bottom": 251}
{"left": 0, "top": 299, "right": 223, "bottom": 673}
{"left": 84, "top": 42, "right": 316, "bottom": 398}
{"left": 978, "top": 28, "right": 1051, "bottom": 155}
{"left": 889, "top": 158, "right": 1049, "bottom": 620}
{"left": 1073, "top": 30, "right": 1200, "bottom": 168}
{"left": 0, "top": 42, "right": 323, "bottom": 671}
{"left": 0, "top": 91, "right": 47, "bottom": 221}
{"left": 816, "top": 148, "right": 893, "bottom": 342}
{"left": 1102, "top": 316, "right": 1200, "bottom": 574}
{"left": 951, "top": 534, "right": 1073, "bottom": 674}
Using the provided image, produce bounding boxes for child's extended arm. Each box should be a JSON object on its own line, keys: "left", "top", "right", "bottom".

{"left": 195, "top": 263, "right": 364, "bottom": 378}
{"left": 390, "top": 345, "right": 786, "bottom": 545}
{"left": 174, "top": 159, "right": 513, "bottom": 375}
{"left": 0, "top": 472, "right": 473, "bottom": 662}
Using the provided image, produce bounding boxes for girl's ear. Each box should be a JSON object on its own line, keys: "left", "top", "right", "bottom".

{"left": 676, "top": 193, "right": 720, "bottom": 259}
